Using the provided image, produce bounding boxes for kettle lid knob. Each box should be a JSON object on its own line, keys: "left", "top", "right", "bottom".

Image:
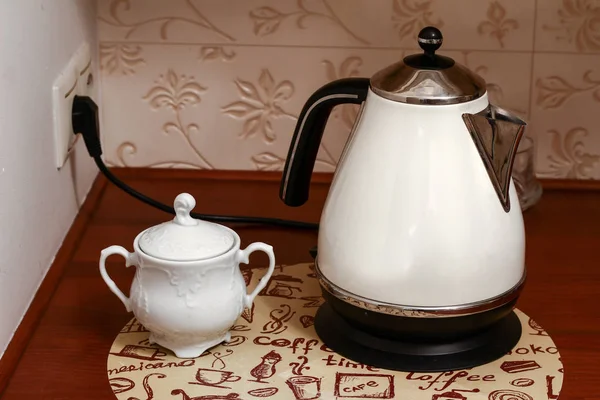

{"left": 369, "top": 25, "right": 486, "bottom": 105}
{"left": 418, "top": 26, "right": 443, "bottom": 55}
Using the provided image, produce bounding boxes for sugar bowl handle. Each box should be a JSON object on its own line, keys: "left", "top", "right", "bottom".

{"left": 237, "top": 242, "right": 275, "bottom": 308}
{"left": 99, "top": 245, "right": 137, "bottom": 312}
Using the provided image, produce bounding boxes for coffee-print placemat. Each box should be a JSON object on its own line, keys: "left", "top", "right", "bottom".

{"left": 106, "top": 263, "right": 563, "bottom": 400}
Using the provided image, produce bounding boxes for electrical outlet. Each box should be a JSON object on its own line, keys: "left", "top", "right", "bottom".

{"left": 74, "top": 42, "right": 97, "bottom": 100}
{"left": 53, "top": 42, "right": 95, "bottom": 169}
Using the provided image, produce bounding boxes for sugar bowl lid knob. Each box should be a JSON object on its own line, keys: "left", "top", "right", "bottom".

{"left": 174, "top": 193, "right": 198, "bottom": 226}
{"left": 138, "top": 192, "right": 235, "bottom": 261}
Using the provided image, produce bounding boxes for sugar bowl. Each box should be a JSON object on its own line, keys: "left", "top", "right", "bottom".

{"left": 99, "top": 193, "right": 275, "bottom": 358}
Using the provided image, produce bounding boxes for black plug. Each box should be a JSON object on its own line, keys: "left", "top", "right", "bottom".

{"left": 71, "top": 94, "right": 320, "bottom": 229}
{"left": 72, "top": 95, "right": 102, "bottom": 158}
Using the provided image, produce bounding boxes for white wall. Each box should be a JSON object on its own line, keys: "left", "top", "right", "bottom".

{"left": 0, "top": 0, "right": 98, "bottom": 357}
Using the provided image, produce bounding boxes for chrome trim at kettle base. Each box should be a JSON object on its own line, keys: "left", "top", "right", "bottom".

{"left": 316, "top": 260, "right": 526, "bottom": 318}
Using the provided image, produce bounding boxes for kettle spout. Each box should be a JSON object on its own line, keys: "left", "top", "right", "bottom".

{"left": 462, "top": 105, "right": 526, "bottom": 212}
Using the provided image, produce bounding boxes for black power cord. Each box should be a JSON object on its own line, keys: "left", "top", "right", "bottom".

{"left": 72, "top": 95, "right": 319, "bottom": 230}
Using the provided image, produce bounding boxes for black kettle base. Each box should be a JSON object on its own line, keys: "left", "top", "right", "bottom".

{"left": 314, "top": 301, "right": 522, "bottom": 373}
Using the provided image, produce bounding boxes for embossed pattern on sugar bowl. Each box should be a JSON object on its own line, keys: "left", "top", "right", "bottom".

{"left": 99, "top": 193, "right": 276, "bottom": 358}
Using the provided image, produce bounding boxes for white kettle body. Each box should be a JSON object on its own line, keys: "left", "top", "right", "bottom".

{"left": 317, "top": 90, "right": 526, "bottom": 308}
{"left": 279, "top": 27, "right": 527, "bottom": 327}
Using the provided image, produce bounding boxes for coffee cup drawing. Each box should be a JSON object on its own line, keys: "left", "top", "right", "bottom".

{"left": 109, "top": 344, "right": 167, "bottom": 361}
{"left": 189, "top": 368, "right": 242, "bottom": 389}
{"left": 286, "top": 376, "right": 322, "bottom": 400}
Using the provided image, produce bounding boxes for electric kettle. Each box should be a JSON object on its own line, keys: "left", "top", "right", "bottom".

{"left": 279, "top": 27, "right": 527, "bottom": 372}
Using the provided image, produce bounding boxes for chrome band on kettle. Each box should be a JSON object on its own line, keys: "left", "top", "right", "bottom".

{"left": 315, "top": 261, "right": 526, "bottom": 318}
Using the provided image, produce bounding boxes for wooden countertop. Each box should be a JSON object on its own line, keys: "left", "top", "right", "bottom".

{"left": 0, "top": 170, "right": 598, "bottom": 399}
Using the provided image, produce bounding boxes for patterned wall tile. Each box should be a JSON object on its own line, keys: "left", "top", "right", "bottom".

{"left": 535, "top": 0, "right": 600, "bottom": 53}
{"left": 98, "top": 0, "right": 236, "bottom": 44}
{"left": 530, "top": 53, "right": 600, "bottom": 179}
{"left": 95, "top": 0, "right": 600, "bottom": 179}
{"left": 451, "top": 51, "right": 532, "bottom": 119}
{"left": 98, "top": 42, "right": 530, "bottom": 171}
{"left": 98, "top": 44, "right": 392, "bottom": 171}
{"left": 98, "top": 0, "right": 534, "bottom": 50}
{"left": 431, "top": 0, "right": 535, "bottom": 51}
{"left": 98, "top": 0, "right": 375, "bottom": 47}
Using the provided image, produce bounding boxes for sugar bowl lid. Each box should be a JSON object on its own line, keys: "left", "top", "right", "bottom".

{"left": 138, "top": 193, "right": 235, "bottom": 261}
{"left": 370, "top": 26, "right": 486, "bottom": 105}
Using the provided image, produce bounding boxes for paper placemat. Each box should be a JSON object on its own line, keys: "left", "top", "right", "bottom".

{"left": 106, "top": 263, "right": 563, "bottom": 400}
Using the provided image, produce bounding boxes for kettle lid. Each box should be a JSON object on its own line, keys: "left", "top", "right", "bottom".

{"left": 370, "top": 26, "right": 486, "bottom": 105}
{"left": 138, "top": 193, "right": 235, "bottom": 261}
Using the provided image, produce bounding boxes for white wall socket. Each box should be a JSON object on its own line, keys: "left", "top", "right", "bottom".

{"left": 52, "top": 42, "right": 97, "bottom": 169}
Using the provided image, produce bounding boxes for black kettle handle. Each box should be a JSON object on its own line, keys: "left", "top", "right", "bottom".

{"left": 279, "top": 77, "right": 370, "bottom": 207}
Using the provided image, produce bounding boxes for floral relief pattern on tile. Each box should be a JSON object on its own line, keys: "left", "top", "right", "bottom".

{"left": 251, "top": 144, "right": 338, "bottom": 172}
{"left": 542, "top": 0, "right": 600, "bottom": 52}
{"left": 113, "top": 142, "right": 207, "bottom": 169}
{"left": 392, "top": 0, "right": 443, "bottom": 42}
{"left": 100, "top": 43, "right": 146, "bottom": 75}
{"left": 251, "top": 152, "right": 287, "bottom": 171}
{"left": 535, "top": 70, "right": 600, "bottom": 109}
{"left": 251, "top": 146, "right": 338, "bottom": 172}
{"left": 249, "top": 0, "right": 369, "bottom": 45}
{"left": 221, "top": 67, "right": 337, "bottom": 172}
{"left": 99, "top": 0, "right": 235, "bottom": 42}
{"left": 221, "top": 69, "right": 297, "bottom": 144}
{"left": 133, "top": 69, "right": 213, "bottom": 169}
{"left": 477, "top": 1, "right": 519, "bottom": 48}
{"left": 199, "top": 46, "right": 236, "bottom": 62}
{"left": 542, "top": 127, "right": 600, "bottom": 178}
{"left": 323, "top": 56, "right": 363, "bottom": 130}
{"left": 460, "top": 51, "right": 528, "bottom": 118}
